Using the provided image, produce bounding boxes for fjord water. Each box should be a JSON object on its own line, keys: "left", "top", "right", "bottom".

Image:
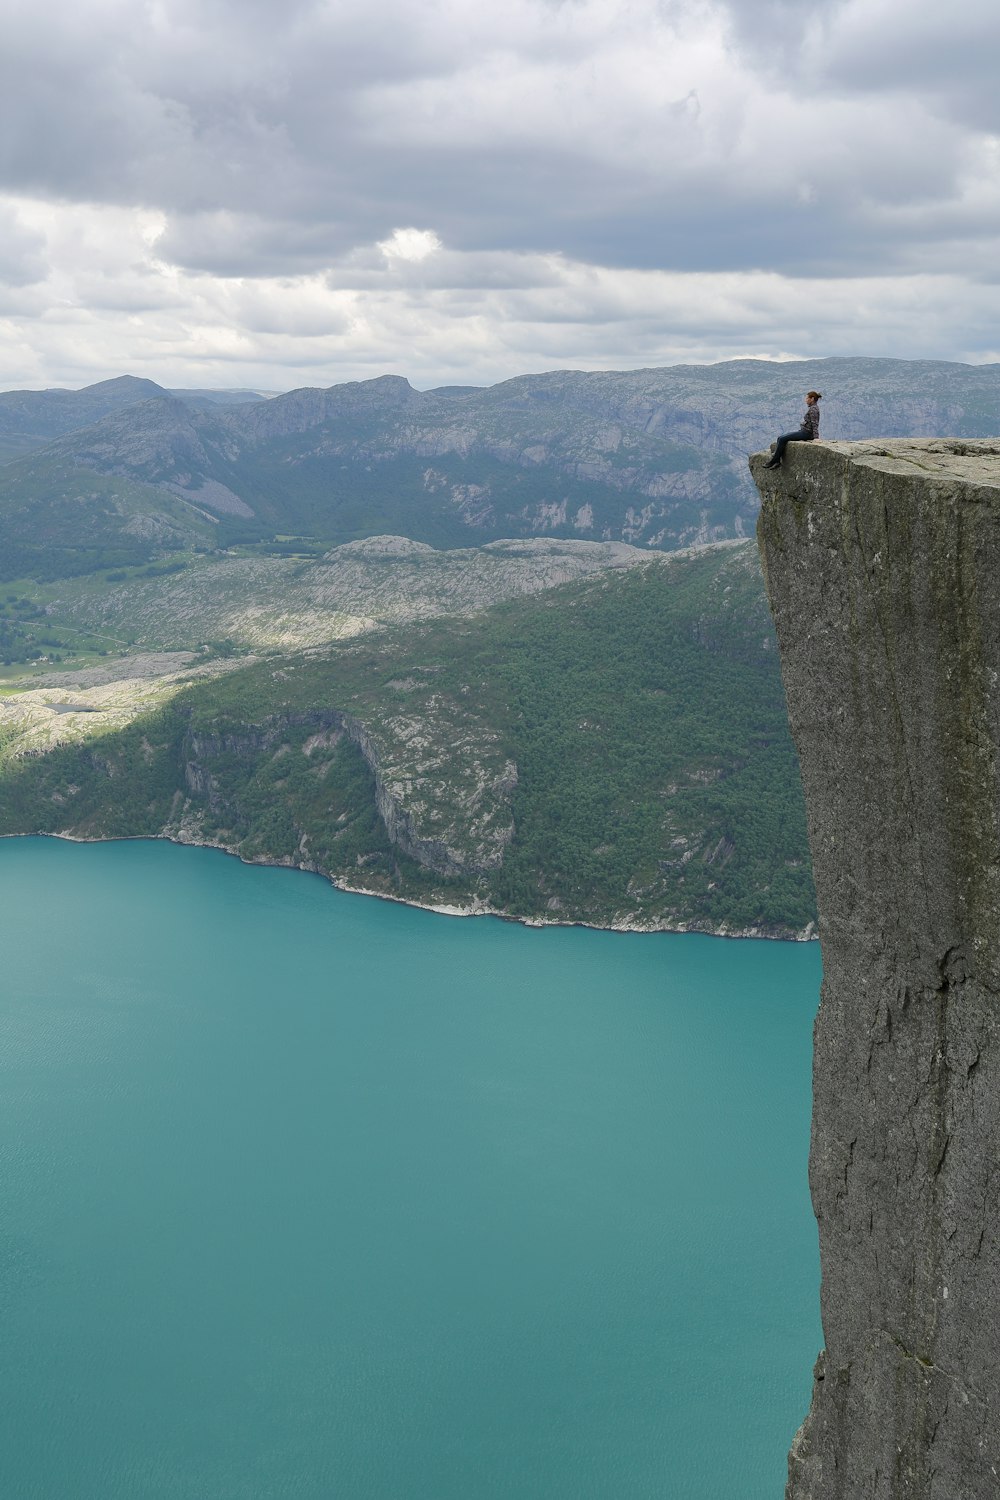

{"left": 1, "top": 837, "right": 820, "bottom": 1500}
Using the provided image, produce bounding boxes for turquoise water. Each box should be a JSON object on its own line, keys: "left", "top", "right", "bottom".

{"left": 0, "top": 837, "right": 821, "bottom": 1499}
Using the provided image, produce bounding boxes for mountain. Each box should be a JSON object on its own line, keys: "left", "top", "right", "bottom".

{"left": 0, "top": 543, "right": 814, "bottom": 937}
{"left": 0, "top": 376, "right": 169, "bottom": 463}
{"left": 4, "top": 358, "right": 999, "bottom": 582}
{"left": 0, "top": 435, "right": 221, "bottom": 582}
{"left": 0, "top": 375, "right": 269, "bottom": 466}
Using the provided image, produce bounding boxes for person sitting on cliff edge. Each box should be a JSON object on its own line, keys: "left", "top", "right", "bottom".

{"left": 763, "top": 391, "right": 821, "bottom": 469}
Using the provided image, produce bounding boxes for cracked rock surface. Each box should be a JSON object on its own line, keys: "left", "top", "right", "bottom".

{"left": 753, "top": 440, "right": 1000, "bottom": 1499}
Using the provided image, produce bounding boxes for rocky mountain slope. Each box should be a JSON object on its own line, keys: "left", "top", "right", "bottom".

{"left": 0, "top": 375, "right": 265, "bottom": 464}
{"left": 0, "top": 375, "right": 167, "bottom": 463}
{"left": 4, "top": 359, "right": 999, "bottom": 579}
{"left": 42, "top": 535, "right": 668, "bottom": 653}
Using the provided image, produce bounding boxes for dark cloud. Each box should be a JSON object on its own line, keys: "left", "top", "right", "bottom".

{"left": 0, "top": 0, "right": 997, "bottom": 288}
{"left": 813, "top": 4, "right": 1000, "bottom": 122}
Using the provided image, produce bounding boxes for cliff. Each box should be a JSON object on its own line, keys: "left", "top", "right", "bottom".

{"left": 753, "top": 439, "right": 1000, "bottom": 1497}
{"left": 180, "top": 712, "right": 515, "bottom": 878}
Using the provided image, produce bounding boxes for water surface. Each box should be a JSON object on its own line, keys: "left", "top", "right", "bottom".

{"left": 0, "top": 837, "right": 821, "bottom": 1499}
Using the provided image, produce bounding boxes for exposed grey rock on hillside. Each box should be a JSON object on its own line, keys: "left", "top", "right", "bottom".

{"left": 177, "top": 707, "right": 515, "bottom": 877}
{"left": 42, "top": 395, "right": 243, "bottom": 504}
{"left": 49, "top": 535, "right": 655, "bottom": 651}
{"left": 754, "top": 439, "right": 1000, "bottom": 1498}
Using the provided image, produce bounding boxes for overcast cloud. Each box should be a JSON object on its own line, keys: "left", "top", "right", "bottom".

{"left": 1, "top": 0, "right": 998, "bottom": 389}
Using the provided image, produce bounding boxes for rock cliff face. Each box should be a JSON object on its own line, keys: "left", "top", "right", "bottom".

{"left": 180, "top": 709, "right": 514, "bottom": 877}
{"left": 753, "top": 440, "right": 1000, "bottom": 1498}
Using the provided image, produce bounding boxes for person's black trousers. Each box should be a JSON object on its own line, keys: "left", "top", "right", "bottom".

{"left": 771, "top": 426, "right": 812, "bottom": 463}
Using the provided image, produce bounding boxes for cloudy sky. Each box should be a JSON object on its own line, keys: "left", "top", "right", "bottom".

{"left": 2, "top": 0, "right": 998, "bottom": 390}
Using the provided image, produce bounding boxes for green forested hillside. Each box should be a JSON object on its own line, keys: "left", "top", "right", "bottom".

{"left": 0, "top": 456, "right": 219, "bottom": 581}
{"left": 0, "top": 546, "right": 815, "bottom": 935}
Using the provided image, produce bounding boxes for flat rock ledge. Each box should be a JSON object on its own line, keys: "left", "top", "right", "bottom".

{"left": 753, "top": 440, "right": 1000, "bottom": 1499}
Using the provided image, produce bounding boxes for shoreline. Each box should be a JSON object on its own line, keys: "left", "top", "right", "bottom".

{"left": 1, "top": 827, "right": 819, "bottom": 943}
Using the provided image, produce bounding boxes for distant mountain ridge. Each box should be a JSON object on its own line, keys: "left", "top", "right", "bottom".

{"left": 0, "top": 376, "right": 167, "bottom": 464}
{"left": 0, "top": 375, "right": 267, "bottom": 464}
{"left": 3, "top": 358, "right": 999, "bottom": 579}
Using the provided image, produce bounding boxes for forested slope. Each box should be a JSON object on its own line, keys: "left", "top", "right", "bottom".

{"left": 0, "top": 545, "right": 815, "bottom": 935}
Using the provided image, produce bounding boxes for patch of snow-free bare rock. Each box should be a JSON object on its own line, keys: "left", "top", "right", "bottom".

{"left": 0, "top": 655, "right": 246, "bottom": 758}
{"left": 167, "top": 478, "right": 254, "bottom": 518}
{"left": 345, "top": 705, "right": 516, "bottom": 877}
{"left": 51, "top": 536, "right": 657, "bottom": 653}
{"left": 324, "top": 536, "right": 437, "bottom": 559}
{"left": 15, "top": 652, "right": 201, "bottom": 689}
{"left": 482, "top": 537, "right": 644, "bottom": 564}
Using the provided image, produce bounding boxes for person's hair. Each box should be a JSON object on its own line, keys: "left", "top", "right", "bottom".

{"left": 807, "top": 390, "right": 822, "bottom": 401}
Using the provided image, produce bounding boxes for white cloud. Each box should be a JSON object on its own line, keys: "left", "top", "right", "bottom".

{"left": 3, "top": 193, "right": 1000, "bottom": 394}
{"left": 378, "top": 228, "right": 443, "bottom": 263}
{"left": 1, "top": 0, "right": 1000, "bottom": 386}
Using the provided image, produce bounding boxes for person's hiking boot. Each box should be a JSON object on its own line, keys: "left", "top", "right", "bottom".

{"left": 764, "top": 458, "right": 781, "bottom": 469}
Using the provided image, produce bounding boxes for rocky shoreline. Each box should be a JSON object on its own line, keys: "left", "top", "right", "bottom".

{"left": 2, "top": 827, "right": 818, "bottom": 942}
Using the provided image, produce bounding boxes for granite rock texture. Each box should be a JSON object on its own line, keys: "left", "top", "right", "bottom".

{"left": 753, "top": 440, "right": 1000, "bottom": 1499}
